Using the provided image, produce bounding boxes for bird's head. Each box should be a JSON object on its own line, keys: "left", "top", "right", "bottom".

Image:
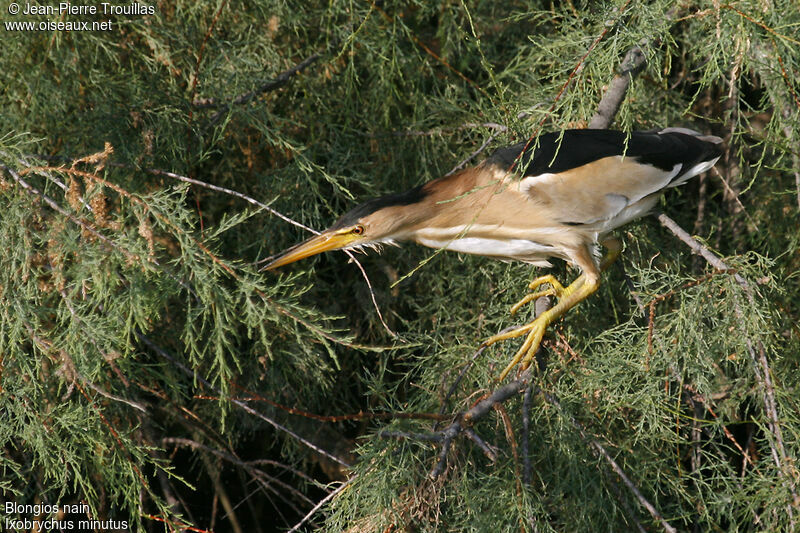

{"left": 264, "top": 186, "right": 426, "bottom": 270}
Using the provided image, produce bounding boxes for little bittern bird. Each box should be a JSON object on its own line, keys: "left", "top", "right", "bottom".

{"left": 266, "top": 128, "right": 722, "bottom": 379}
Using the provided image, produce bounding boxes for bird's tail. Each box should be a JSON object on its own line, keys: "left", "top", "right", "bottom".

{"left": 659, "top": 127, "right": 723, "bottom": 187}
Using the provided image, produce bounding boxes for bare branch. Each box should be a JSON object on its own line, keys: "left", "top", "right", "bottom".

{"left": 204, "top": 53, "right": 321, "bottom": 131}
{"left": 162, "top": 437, "right": 315, "bottom": 508}
{"left": 140, "top": 167, "right": 399, "bottom": 338}
{"left": 656, "top": 213, "right": 747, "bottom": 286}
{"left": 144, "top": 166, "right": 319, "bottom": 235}
{"left": 589, "top": 42, "right": 648, "bottom": 129}
{"left": 382, "top": 369, "right": 535, "bottom": 478}
{"left": 588, "top": 7, "right": 679, "bottom": 129}
{"left": 463, "top": 428, "right": 498, "bottom": 463}
{"left": 446, "top": 134, "right": 500, "bottom": 176}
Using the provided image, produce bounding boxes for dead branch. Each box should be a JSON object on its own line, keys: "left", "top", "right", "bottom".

{"left": 588, "top": 6, "right": 679, "bottom": 129}
{"left": 138, "top": 165, "right": 399, "bottom": 338}
{"left": 204, "top": 53, "right": 321, "bottom": 131}
{"left": 381, "top": 369, "right": 534, "bottom": 479}
{"left": 162, "top": 437, "right": 315, "bottom": 509}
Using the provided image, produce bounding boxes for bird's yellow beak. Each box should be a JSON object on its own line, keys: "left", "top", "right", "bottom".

{"left": 263, "top": 230, "right": 359, "bottom": 270}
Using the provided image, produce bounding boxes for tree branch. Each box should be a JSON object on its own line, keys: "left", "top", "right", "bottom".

{"left": 287, "top": 477, "right": 355, "bottom": 533}
{"left": 203, "top": 53, "right": 321, "bottom": 131}
{"left": 589, "top": 42, "right": 647, "bottom": 129}
{"left": 657, "top": 212, "right": 797, "bottom": 528}
{"left": 381, "top": 369, "right": 535, "bottom": 479}
{"left": 588, "top": 7, "right": 679, "bottom": 129}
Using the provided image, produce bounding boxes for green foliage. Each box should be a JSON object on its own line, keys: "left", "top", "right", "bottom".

{"left": 1, "top": 0, "right": 799, "bottom": 531}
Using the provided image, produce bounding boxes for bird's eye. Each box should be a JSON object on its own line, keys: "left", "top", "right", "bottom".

{"left": 353, "top": 225, "right": 365, "bottom": 235}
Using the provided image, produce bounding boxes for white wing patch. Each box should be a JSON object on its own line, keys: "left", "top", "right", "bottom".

{"left": 668, "top": 157, "right": 720, "bottom": 187}
{"left": 663, "top": 163, "right": 684, "bottom": 185}
{"left": 603, "top": 193, "right": 629, "bottom": 216}
{"left": 517, "top": 173, "right": 559, "bottom": 196}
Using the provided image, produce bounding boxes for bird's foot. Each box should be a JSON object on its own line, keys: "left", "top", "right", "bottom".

{"left": 482, "top": 273, "right": 598, "bottom": 380}
{"left": 486, "top": 310, "right": 554, "bottom": 380}
{"left": 481, "top": 241, "right": 619, "bottom": 380}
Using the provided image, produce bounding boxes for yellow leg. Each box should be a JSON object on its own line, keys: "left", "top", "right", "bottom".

{"left": 484, "top": 238, "right": 622, "bottom": 380}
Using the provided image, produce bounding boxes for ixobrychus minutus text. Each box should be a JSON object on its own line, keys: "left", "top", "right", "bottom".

{"left": 266, "top": 128, "right": 722, "bottom": 379}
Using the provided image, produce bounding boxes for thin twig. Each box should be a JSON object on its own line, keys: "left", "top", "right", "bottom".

{"left": 431, "top": 426, "right": 458, "bottom": 479}
{"left": 446, "top": 134, "right": 500, "bottom": 176}
{"left": 287, "top": 477, "right": 355, "bottom": 533}
{"left": 142, "top": 166, "right": 399, "bottom": 338}
{"left": 28, "top": 154, "right": 399, "bottom": 340}
{"left": 444, "top": 113, "right": 530, "bottom": 176}
{"left": 605, "top": 474, "right": 649, "bottom": 533}
{"left": 144, "top": 166, "right": 318, "bottom": 235}
{"left": 25, "top": 326, "right": 148, "bottom": 414}
{"left": 345, "top": 251, "right": 401, "bottom": 338}
{"left": 656, "top": 213, "right": 746, "bottom": 286}
{"left": 162, "top": 437, "right": 315, "bottom": 508}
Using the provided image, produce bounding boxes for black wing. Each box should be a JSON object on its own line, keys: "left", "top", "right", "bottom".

{"left": 486, "top": 128, "right": 722, "bottom": 184}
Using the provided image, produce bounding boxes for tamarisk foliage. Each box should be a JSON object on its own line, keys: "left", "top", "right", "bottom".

{"left": 1, "top": 1, "right": 798, "bottom": 531}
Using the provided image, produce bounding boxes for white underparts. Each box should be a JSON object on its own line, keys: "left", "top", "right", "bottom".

{"left": 414, "top": 234, "right": 557, "bottom": 265}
